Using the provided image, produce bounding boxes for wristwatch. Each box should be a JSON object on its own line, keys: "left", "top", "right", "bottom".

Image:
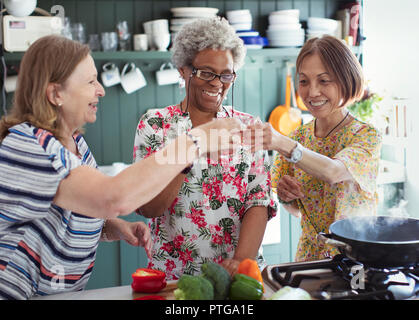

{"left": 285, "top": 142, "right": 303, "bottom": 163}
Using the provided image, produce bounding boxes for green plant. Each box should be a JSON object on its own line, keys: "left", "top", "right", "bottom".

{"left": 348, "top": 92, "right": 382, "bottom": 122}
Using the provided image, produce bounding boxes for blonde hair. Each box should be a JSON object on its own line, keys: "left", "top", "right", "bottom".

{"left": 0, "top": 35, "right": 90, "bottom": 142}
{"left": 296, "top": 35, "right": 364, "bottom": 107}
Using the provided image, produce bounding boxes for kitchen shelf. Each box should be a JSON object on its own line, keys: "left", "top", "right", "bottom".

{"left": 3, "top": 46, "right": 361, "bottom": 62}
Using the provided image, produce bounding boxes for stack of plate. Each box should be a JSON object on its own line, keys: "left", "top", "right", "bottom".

{"left": 226, "top": 9, "right": 252, "bottom": 31}
{"left": 306, "top": 17, "right": 338, "bottom": 40}
{"left": 169, "top": 7, "right": 219, "bottom": 34}
{"left": 266, "top": 9, "right": 305, "bottom": 47}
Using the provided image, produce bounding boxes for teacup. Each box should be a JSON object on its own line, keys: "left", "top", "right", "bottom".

{"left": 155, "top": 62, "right": 180, "bottom": 86}
{"left": 120, "top": 62, "right": 147, "bottom": 94}
{"left": 133, "top": 34, "right": 148, "bottom": 51}
{"left": 4, "top": 75, "right": 18, "bottom": 93}
{"left": 153, "top": 33, "right": 171, "bottom": 51}
{"left": 100, "top": 62, "right": 121, "bottom": 87}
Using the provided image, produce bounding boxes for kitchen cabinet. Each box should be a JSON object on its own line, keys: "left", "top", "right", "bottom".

{"left": 2, "top": 0, "right": 363, "bottom": 290}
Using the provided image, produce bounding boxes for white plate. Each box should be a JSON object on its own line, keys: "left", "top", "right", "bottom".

{"left": 268, "top": 23, "right": 302, "bottom": 31}
{"left": 170, "top": 18, "right": 199, "bottom": 25}
{"left": 237, "top": 31, "right": 259, "bottom": 37}
{"left": 270, "top": 9, "right": 300, "bottom": 19}
{"left": 171, "top": 7, "right": 218, "bottom": 17}
{"left": 227, "top": 14, "right": 252, "bottom": 24}
{"left": 307, "top": 17, "right": 338, "bottom": 31}
{"left": 230, "top": 22, "right": 252, "bottom": 31}
{"left": 226, "top": 9, "right": 251, "bottom": 19}
{"left": 170, "top": 25, "right": 184, "bottom": 32}
{"left": 269, "top": 14, "right": 299, "bottom": 25}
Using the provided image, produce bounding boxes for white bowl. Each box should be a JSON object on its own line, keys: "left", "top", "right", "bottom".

{"left": 230, "top": 22, "right": 252, "bottom": 31}
{"left": 170, "top": 7, "right": 218, "bottom": 18}
{"left": 307, "top": 17, "right": 338, "bottom": 31}
{"left": 226, "top": 9, "right": 251, "bottom": 19}
{"left": 227, "top": 13, "right": 252, "bottom": 24}
{"left": 270, "top": 9, "right": 300, "bottom": 19}
{"left": 170, "top": 25, "right": 183, "bottom": 32}
{"left": 269, "top": 14, "right": 299, "bottom": 25}
{"left": 170, "top": 18, "right": 198, "bottom": 25}
{"left": 267, "top": 23, "right": 302, "bottom": 31}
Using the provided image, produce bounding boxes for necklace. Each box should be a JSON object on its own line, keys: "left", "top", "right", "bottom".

{"left": 315, "top": 111, "right": 350, "bottom": 138}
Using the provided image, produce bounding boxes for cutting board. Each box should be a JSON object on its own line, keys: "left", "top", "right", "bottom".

{"left": 132, "top": 280, "right": 178, "bottom": 300}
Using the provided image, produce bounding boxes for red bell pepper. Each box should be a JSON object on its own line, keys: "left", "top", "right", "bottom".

{"left": 131, "top": 268, "right": 167, "bottom": 293}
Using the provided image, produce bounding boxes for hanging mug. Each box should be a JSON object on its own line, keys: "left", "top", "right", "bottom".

{"left": 120, "top": 62, "right": 147, "bottom": 94}
{"left": 101, "top": 62, "right": 121, "bottom": 87}
{"left": 4, "top": 75, "right": 18, "bottom": 93}
{"left": 155, "top": 62, "right": 180, "bottom": 86}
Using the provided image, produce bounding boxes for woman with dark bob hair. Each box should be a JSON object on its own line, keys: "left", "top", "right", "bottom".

{"left": 133, "top": 17, "right": 277, "bottom": 278}
{"left": 0, "top": 35, "right": 240, "bottom": 299}
{"left": 250, "top": 35, "right": 381, "bottom": 261}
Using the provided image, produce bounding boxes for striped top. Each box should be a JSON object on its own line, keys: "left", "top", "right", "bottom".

{"left": 0, "top": 122, "right": 103, "bottom": 299}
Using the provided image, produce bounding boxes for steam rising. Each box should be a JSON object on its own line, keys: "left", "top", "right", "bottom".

{"left": 333, "top": 200, "right": 419, "bottom": 243}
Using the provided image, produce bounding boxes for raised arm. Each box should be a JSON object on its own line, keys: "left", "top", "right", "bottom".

{"left": 54, "top": 118, "right": 241, "bottom": 219}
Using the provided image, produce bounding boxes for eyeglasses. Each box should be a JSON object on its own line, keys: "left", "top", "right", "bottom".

{"left": 191, "top": 67, "right": 236, "bottom": 84}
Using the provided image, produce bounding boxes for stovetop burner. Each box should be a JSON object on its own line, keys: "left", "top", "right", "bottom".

{"left": 262, "top": 254, "right": 419, "bottom": 300}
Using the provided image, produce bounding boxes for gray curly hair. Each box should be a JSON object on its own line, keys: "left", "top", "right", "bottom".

{"left": 171, "top": 17, "right": 246, "bottom": 71}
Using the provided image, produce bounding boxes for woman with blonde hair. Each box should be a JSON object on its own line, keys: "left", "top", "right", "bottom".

{"left": 0, "top": 35, "right": 240, "bottom": 299}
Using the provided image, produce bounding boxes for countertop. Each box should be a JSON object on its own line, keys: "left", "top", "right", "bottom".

{"left": 31, "top": 281, "right": 178, "bottom": 300}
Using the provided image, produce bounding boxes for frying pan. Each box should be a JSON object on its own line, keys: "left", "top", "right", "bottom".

{"left": 318, "top": 216, "right": 419, "bottom": 268}
{"left": 278, "top": 70, "right": 302, "bottom": 135}
{"left": 268, "top": 66, "right": 291, "bottom": 133}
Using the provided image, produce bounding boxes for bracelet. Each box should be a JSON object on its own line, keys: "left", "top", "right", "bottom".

{"left": 277, "top": 197, "right": 294, "bottom": 205}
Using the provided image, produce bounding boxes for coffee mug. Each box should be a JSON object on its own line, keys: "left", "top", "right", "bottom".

{"left": 120, "top": 62, "right": 147, "bottom": 94}
{"left": 101, "top": 62, "right": 121, "bottom": 87}
{"left": 133, "top": 34, "right": 148, "bottom": 51}
{"left": 4, "top": 75, "right": 18, "bottom": 93}
{"left": 156, "top": 62, "right": 180, "bottom": 86}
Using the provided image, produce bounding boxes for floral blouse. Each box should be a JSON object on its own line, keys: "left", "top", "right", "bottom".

{"left": 271, "top": 118, "right": 381, "bottom": 262}
{"left": 133, "top": 105, "right": 277, "bottom": 279}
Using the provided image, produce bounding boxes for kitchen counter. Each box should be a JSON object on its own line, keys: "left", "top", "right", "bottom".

{"left": 31, "top": 281, "right": 178, "bottom": 300}
{"left": 31, "top": 280, "right": 276, "bottom": 300}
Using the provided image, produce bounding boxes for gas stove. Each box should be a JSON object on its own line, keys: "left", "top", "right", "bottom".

{"left": 262, "top": 254, "right": 419, "bottom": 300}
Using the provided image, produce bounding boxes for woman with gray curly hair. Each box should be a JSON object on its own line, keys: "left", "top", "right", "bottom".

{"left": 133, "top": 17, "right": 277, "bottom": 278}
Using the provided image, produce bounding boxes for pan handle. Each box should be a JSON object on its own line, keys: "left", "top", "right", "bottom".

{"left": 317, "top": 233, "right": 352, "bottom": 253}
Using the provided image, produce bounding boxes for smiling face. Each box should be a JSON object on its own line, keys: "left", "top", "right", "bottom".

{"left": 297, "top": 53, "right": 343, "bottom": 119}
{"left": 180, "top": 48, "right": 235, "bottom": 115}
{"left": 56, "top": 55, "right": 105, "bottom": 132}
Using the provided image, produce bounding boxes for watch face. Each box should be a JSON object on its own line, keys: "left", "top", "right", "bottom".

{"left": 292, "top": 149, "right": 303, "bottom": 162}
